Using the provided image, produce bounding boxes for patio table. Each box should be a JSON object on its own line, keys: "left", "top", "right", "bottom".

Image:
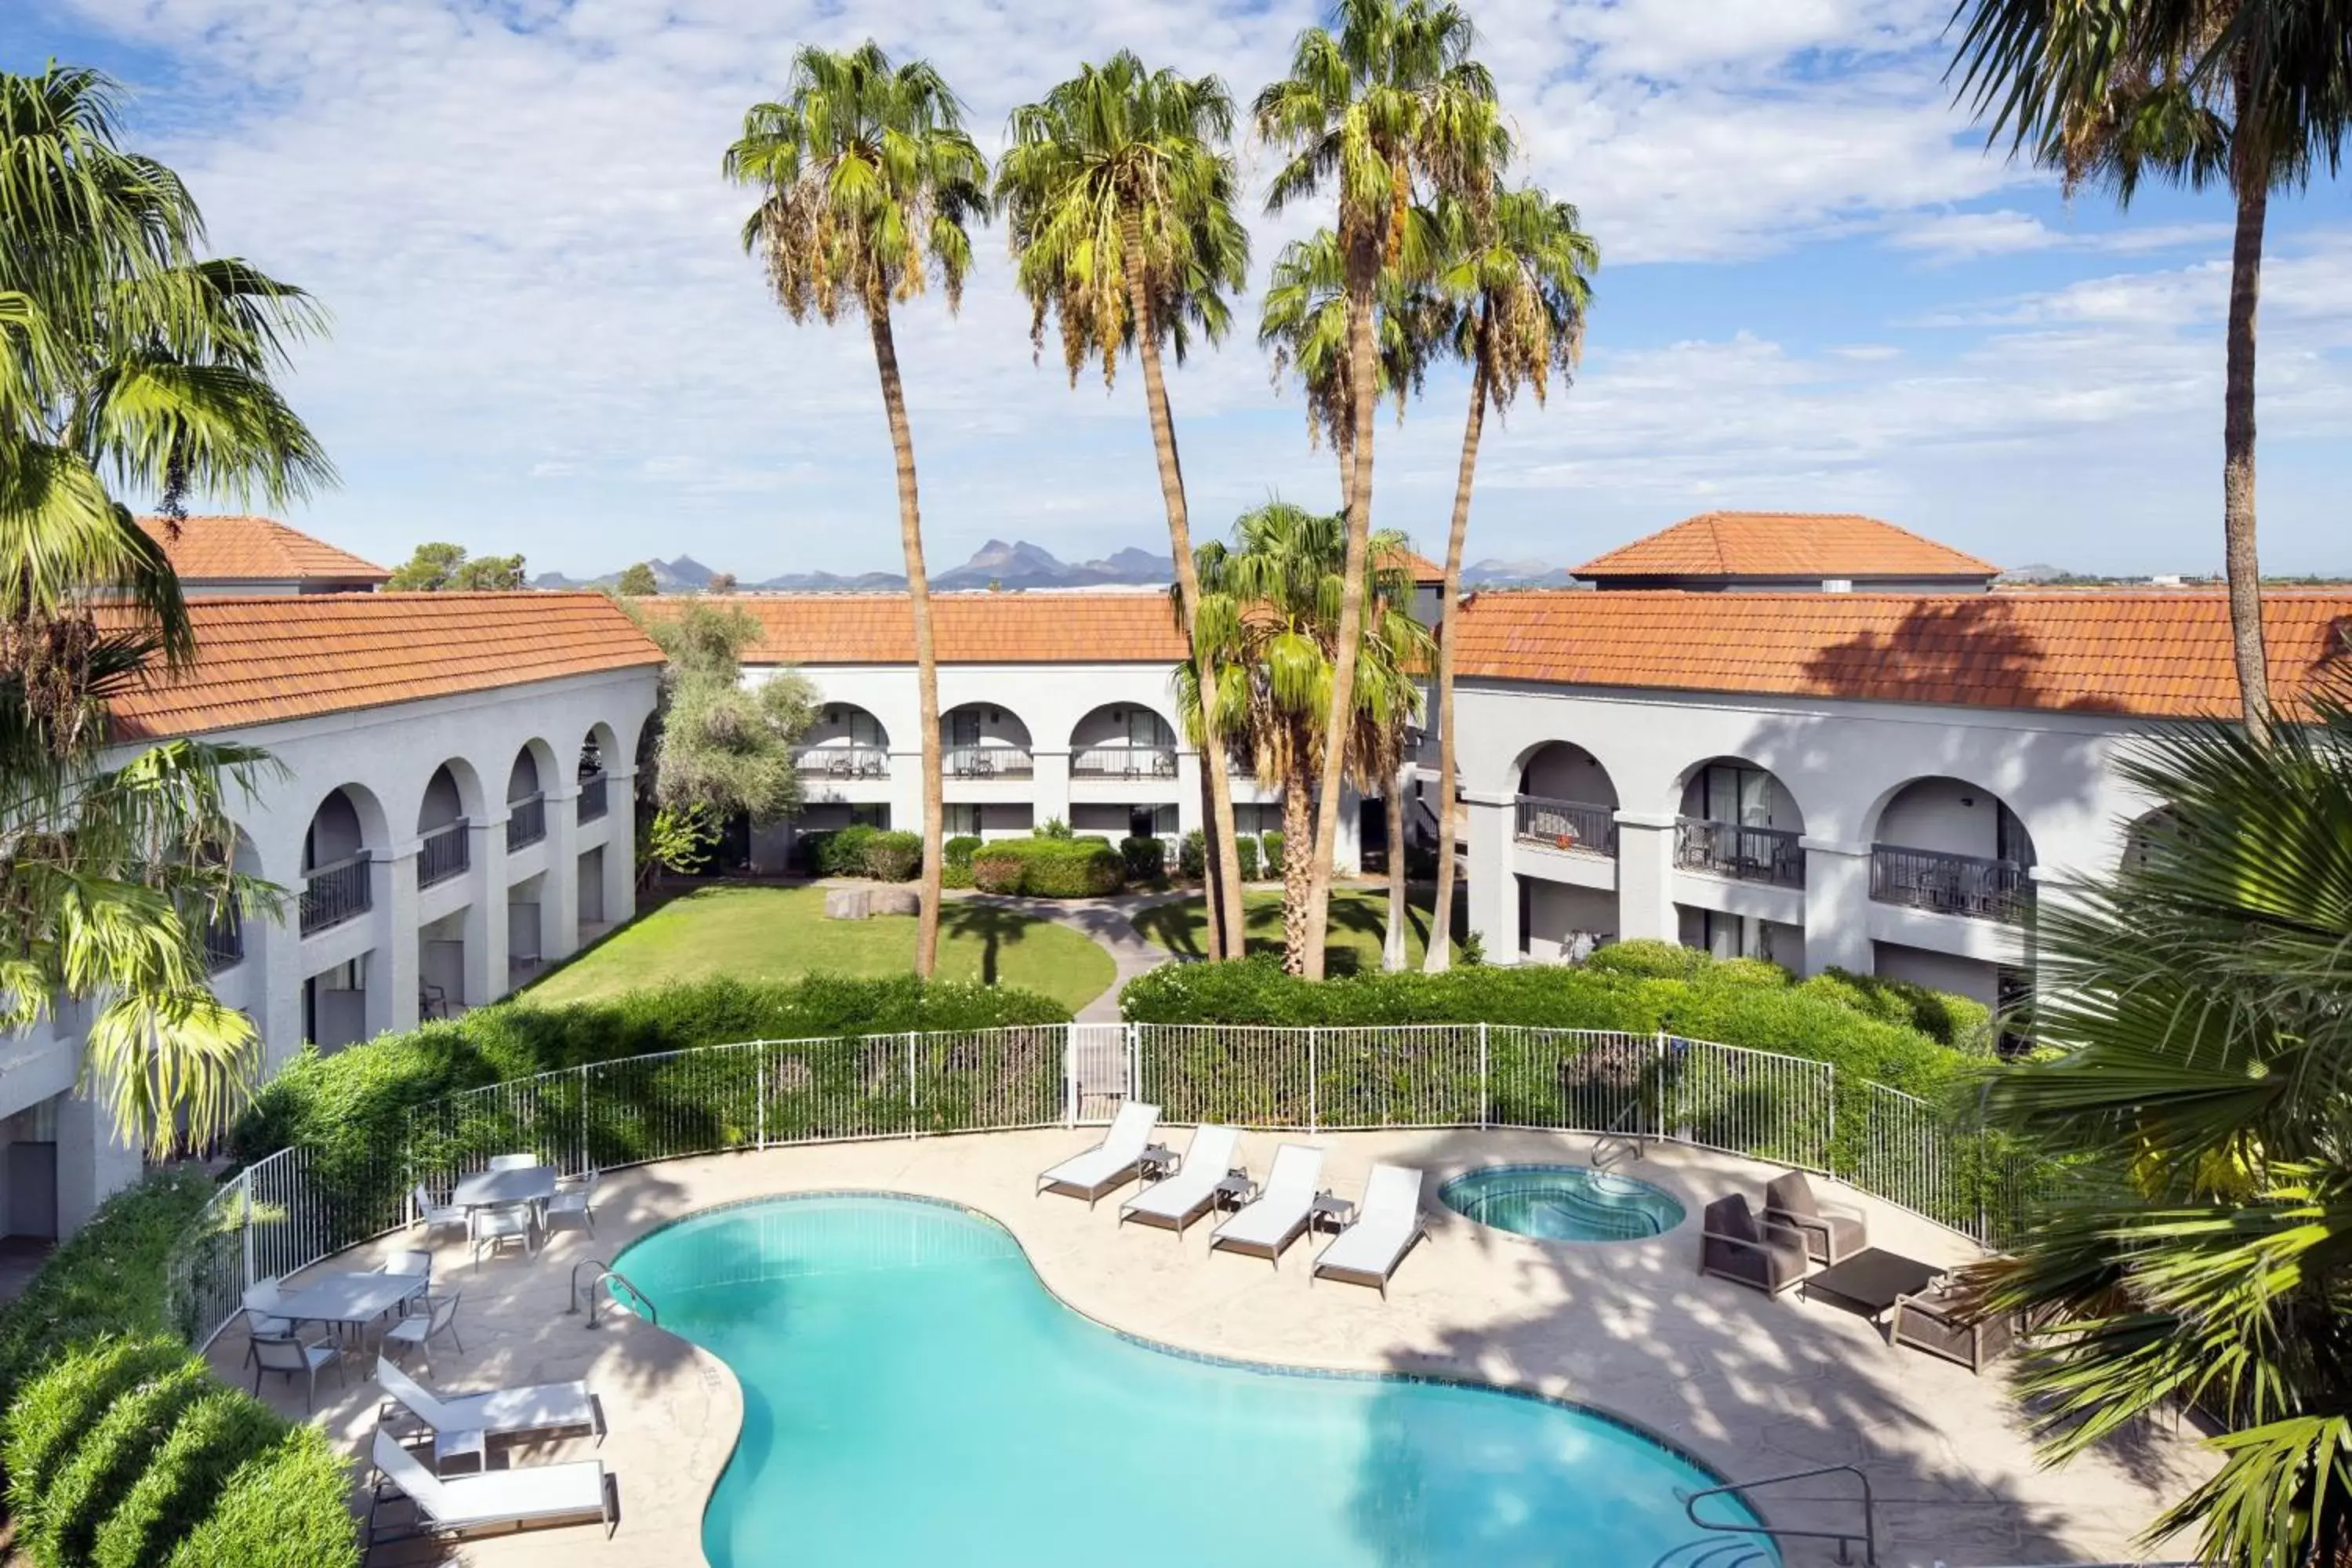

{"left": 277, "top": 1270, "right": 429, "bottom": 1350}
{"left": 452, "top": 1165, "right": 558, "bottom": 1214}
{"left": 1802, "top": 1247, "right": 1941, "bottom": 1319}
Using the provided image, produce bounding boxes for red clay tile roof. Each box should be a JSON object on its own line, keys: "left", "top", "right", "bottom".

{"left": 1455, "top": 590, "right": 2352, "bottom": 720}
{"left": 107, "top": 592, "right": 662, "bottom": 739}
{"left": 707, "top": 593, "right": 1191, "bottom": 665}
{"left": 136, "top": 514, "right": 390, "bottom": 585}
{"left": 1381, "top": 547, "right": 1446, "bottom": 583}
{"left": 1574, "top": 512, "right": 1998, "bottom": 581}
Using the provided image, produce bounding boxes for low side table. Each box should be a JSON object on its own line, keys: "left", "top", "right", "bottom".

{"left": 1212, "top": 1173, "right": 1257, "bottom": 1211}
{"left": 433, "top": 1427, "right": 487, "bottom": 1475}
{"left": 1138, "top": 1145, "right": 1178, "bottom": 1182}
{"left": 1802, "top": 1247, "right": 1942, "bottom": 1319}
{"left": 1308, "top": 1192, "right": 1356, "bottom": 1234}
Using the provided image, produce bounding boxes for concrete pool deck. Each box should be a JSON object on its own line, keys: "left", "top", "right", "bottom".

{"left": 213, "top": 1128, "right": 2214, "bottom": 1567}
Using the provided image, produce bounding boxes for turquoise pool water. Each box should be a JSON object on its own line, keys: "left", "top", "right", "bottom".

{"left": 1439, "top": 1164, "right": 1689, "bottom": 1242}
{"left": 612, "top": 1193, "right": 1769, "bottom": 1567}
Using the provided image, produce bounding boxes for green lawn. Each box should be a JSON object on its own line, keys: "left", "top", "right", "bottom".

{"left": 526, "top": 884, "right": 1116, "bottom": 1014}
{"left": 1130, "top": 888, "right": 1443, "bottom": 975}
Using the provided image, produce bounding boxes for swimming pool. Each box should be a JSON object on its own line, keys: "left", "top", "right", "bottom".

{"left": 1439, "top": 1163, "right": 1688, "bottom": 1242}
{"left": 612, "top": 1193, "right": 1769, "bottom": 1566}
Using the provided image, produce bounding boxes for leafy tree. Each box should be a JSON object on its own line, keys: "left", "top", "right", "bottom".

{"left": 996, "top": 51, "right": 1253, "bottom": 961}
{"left": 614, "top": 561, "right": 659, "bottom": 596}
{"left": 0, "top": 64, "right": 329, "bottom": 1149}
{"left": 705, "top": 571, "right": 738, "bottom": 593}
{"left": 1254, "top": 0, "right": 1508, "bottom": 978}
{"left": 1177, "top": 502, "right": 1429, "bottom": 973}
{"left": 386, "top": 541, "right": 464, "bottom": 590}
{"left": 628, "top": 600, "right": 816, "bottom": 827}
{"left": 1962, "top": 692, "right": 2352, "bottom": 1566}
{"left": 1949, "top": 0, "right": 2352, "bottom": 744}
{"left": 1422, "top": 183, "right": 1595, "bottom": 971}
{"left": 725, "top": 42, "right": 988, "bottom": 978}
{"left": 448, "top": 552, "right": 524, "bottom": 590}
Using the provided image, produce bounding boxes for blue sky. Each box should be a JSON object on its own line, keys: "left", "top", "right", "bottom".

{"left": 16, "top": 0, "right": 2352, "bottom": 579}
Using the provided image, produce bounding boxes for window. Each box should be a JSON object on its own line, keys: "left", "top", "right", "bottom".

{"left": 850, "top": 804, "right": 891, "bottom": 829}
{"left": 943, "top": 804, "right": 979, "bottom": 837}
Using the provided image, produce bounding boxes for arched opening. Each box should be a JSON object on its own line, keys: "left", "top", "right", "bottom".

{"left": 416, "top": 761, "right": 481, "bottom": 890}
{"left": 1512, "top": 741, "right": 1620, "bottom": 856}
{"left": 300, "top": 786, "right": 379, "bottom": 935}
{"left": 506, "top": 742, "right": 552, "bottom": 851}
{"left": 578, "top": 724, "right": 617, "bottom": 822}
{"left": 1069, "top": 702, "right": 1178, "bottom": 781}
{"left": 1869, "top": 775, "right": 2035, "bottom": 924}
{"left": 940, "top": 703, "right": 1033, "bottom": 779}
{"left": 798, "top": 703, "right": 891, "bottom": 781}
{"left": 1675, "top": 757, "right": 1806, "bottom": 887}
{"left": 204, "top": 826, "right": 263, "bottom": 973}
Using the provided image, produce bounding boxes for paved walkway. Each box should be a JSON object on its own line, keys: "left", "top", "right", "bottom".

{"left": 943, "top": 888, "right": 1188, "bottom": 1022}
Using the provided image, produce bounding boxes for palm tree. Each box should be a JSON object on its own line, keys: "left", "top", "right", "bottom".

{"left": 1178, "top": 502, "right": 1430, "bottom": 973}
{"left": 1254, "top": 0, "right": 1508, "bottom": 979}
{"left": 995, "top": 53, "right": 1252, "bottom": 960}
{"left": 1959, "top": 692, "right": 2352, "bottom": 1565}
{"left": 1, "top": 64, "right": 331, "bottom": 1149}
{"left": 1421, "top": 183, "right": 1596, "bottom": 972}
{"left": 1949, "top": 2, "right": 2352, "bottom": 745}
{"left": 725, "top": 44, "right": 988, "bottom": 975}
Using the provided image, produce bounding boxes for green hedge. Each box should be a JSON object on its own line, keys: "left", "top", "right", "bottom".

{"left": 944, "top": 835, "right": 982, "bottom": 869}
{"left": 970, "top": 837, "right": 1123, "bottom": 898}
{"left": 1119, "top": 837, "right": 1165, "bottom": 881}
{"left": 808, "top": 824, "right": 921, "bottom": 880}
{"left": 1235, "top": 836, "right": 1261, "bottom": 880}
{"left": 1178, "top": 829, "right": 1205, "bottom": 879}
{"left": 1261, "top": 829, "right": 1286, "bottom": 876}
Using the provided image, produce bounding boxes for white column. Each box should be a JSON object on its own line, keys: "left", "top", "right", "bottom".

{"left": 365, "top": 844, "right": 419, "bottom": 1038}
{"left": 1033, "top": 750, "right": 1072, "bottom": 834}
{"left": 1802, "top": 837, "right": 1875, "bottom": 976}
{"left": 1613, "top": 811, "right": 1682, "bottom": 942}
{"left": 257, "top": 893, "right": 306, "bottom": 1073}
{"left": 462, "top": 816, "right": 508, "bottom": 1008}
{"left": 1174, "top": 750, "right": 1203, "bottom": 840}
{"left": 601, "top": 767, "right": 639, "bottom": 924}
{"left": 543, "top": 785, "right": 581, "bottom": 962}
{"left": 53, "top": 1091, "right": 141, "bottom": 1235}
{"left": 890, "top": 750, "right": 923, "bottom": 838}
{"left": 1463, "top": 790, "right": 1518, "bottom": 964}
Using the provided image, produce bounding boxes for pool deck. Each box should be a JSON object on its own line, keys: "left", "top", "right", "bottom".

{"left": 214, "top": 1128, "right": 2215, "bottom": 1568}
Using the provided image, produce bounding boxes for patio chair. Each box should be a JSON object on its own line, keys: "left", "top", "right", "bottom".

{"left": 1310, "top": 1164, "right": 1430, "bottom": 1297}
{"left": 1036, "top": 1101, "right": 1161, "bottom": 1207}
{"left": 1698, "top": 1195, "right": 1809, "bottom": 1298}
{"left": 251, "top": 1331, "right": 342, "bottom": 1411}
{"left": 384, "top": 1292, "right": 465, "bottom": 1370}
{"left": 1118, "top": 1124, "right": 1242, "bottom": 1237}
{"left": 412, "top": 1184, "right": 470, "bottom": 1242}
{"left": 377, "top": 1356, "right": 604, "bottom": 1446}
{"left": 368, "top": 1428, "right": 614, "bottom": 1546}
{"left": 487, "top": 1152, "right": 541, "bottom": 1173}
{"left": 546, "top": 1170, "right": 600, "bottom": 1237}
{"left": 239, "top": 1282, "right": 295, "bottom": 1367}
{"left": 474, "top": 1205, "right": 535, "bottom": 1270}
{"left": 1210, "top": 1144, "right": 1326, "bottom": 1267}
{"left": 1892, "top": 1283, "right": 2016, "bottom": 1374}
{"left": 1763, "top": 1171, "right": 1868, "bottom": 1266}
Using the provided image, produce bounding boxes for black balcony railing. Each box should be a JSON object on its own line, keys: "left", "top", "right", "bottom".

{"left": 419, "top": 819, "right": 470, "bottom": 888}
{"left": 1513, "top": 795, "right": 1617, "bottom": 856}
{"left": 1072, "top": 746, "right": 1178, "bottom": 780}
{"left": 299, "top": 853, "right": 372, "bottom": 936}
{"left": 506, "top": 793, "right": 546, "bottom": 851}
{"left": 578, "top": 773, "right": 608, "bottom": 822}
{"left": 795, "top": 746, "right": 890, "bottom": 779}
{"left": 1871, "top": 844, "right": 2034, "bottom": 924}
{"left": 1675, "top": 818, "right": 1806, "bottom": 888}
{"left": 945, "top": 746, "right": 1033, "bottom": 780}
{"left": 202, "top": 904, "right": 244, "bottom": 971}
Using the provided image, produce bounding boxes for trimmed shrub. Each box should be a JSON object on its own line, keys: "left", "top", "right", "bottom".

{"left": 1039, "top": 817, "right": 1074, "bottom": 840}
{"left": 26, "top": 1352, "right": 212, "bottom": 1566}
{"left": 941, "top": 862, "right": 976, "bottom": 890}
{"left": 92, "top": 1389, "right": 289, "bottom": 1568}
{"left": 971, "top": 848, "right": 1025, "bottom": 894}
{"left": 161, "top": 1426, "right": 360, "bottom": 1568}
{"left": 944, "top": 835, "right": 982, "bottom": 869}
{"left": 1235, "top": 836, "right": 1261, "bottom": 881}
{"left": 1178, "top": 829, "right": 1205, "bottom": 879}
{"left": 861, "top": 829, "right": 922, "bottom": 881}
{"left": 1813, "top": 967, "right": 1994, "bottom": 1054}
{"left": 969, "top": 837, "right": 1124, "bottom": 898}
{"left": 1120, "top": 837, "right": 1166, "bottom": 882}
{"left": 809, "top": 822, "right": 874, "bottom": 876}
{"left": 4, "top": 1338, "right": 192, "bottom": 1525}
{"left": 0, "top": 1171, "right": 212, "bottom": 1409}
{"left": 1584, "top": 938, "right": 1710, "bottom": 981}
{"left": 1261, "top": 829, "right": 1285, "bottom": 876}
{"left": 1710, "top": 956, "right": 1792, "bottom": 988}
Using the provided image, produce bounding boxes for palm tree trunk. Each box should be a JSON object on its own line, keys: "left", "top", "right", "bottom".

{"left": 1280, "top": 750, "right": 1315, "bottom": 973}
{"left": 1300, "top": 256, "right": 1382, "bottom": 982}
{"left": 1121, "top": 214, "right": 1244, "bottom": 960}
{"left": 1380, "top": 758, "right": 1407, "bottom": 971}
{"left": 866, "top": 299, "right": 944, "bottom": 975}
{"left": 2223, "top": 122, "right": 2272, "bottom": 744}
{"left": 1425, "top": 350, "right": 1488, "bottom": 974}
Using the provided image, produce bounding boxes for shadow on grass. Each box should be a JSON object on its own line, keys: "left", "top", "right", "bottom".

{"left": 1130, "top": 891, "right": 1444, "bottom": 976}
{"left": 936, "top": 901, "right": 1044, "bottom": 989}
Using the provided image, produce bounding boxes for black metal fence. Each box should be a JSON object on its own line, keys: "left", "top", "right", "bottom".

{"left": 418, "top": 820, "right": 470, "bottom": 888}
{"left": 1674, "top": 818, "right": 1806, "bottom": 887}
{"left": 1513, "top": 795, "right": 1618, "bottom": 855}
{"left": 577, "top": 774, "right": 608, "bottom": 822}
{"left": 1870, "top": 844, "right": 2034, "bottom": 924}
{"left": 506, "top": 793, "right": 546, "bottom": 851}
{"left": 298, "top": 854, "right": 371, "bottom": 936}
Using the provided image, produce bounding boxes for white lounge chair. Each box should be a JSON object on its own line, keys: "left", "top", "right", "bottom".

{"left": 1210, "top": 1143, "right": 1325, "bottom": 1267}
{"left": 1310, "top": 1164, "right": 1429, "bottom": 1297}
{"left": 1118, "top": 1124, "right": 1243, "bottom": 1237}
{"left": 1035, "top": 1101, "right": 1161, "bottom": 1207}
{"left": 377, "top": 1356, "right": 604, "bottom": 1446}
{"left": 368, "top": 1428, "right": 614, "bottom": 1545}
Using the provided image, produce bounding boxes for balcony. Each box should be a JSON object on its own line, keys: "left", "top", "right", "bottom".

{"left": 1072, "top": 746, "right": 1178, "bottom": 781}
{"left": 203, "top": 904, "right": 244, "bottom": 972}
{"left": 578, "top": 773, "right": 608, "bottom": 822}
{"left": 299, "top": 853, "right": 372, "bottom": 937}
{"left": 946, "top": 746, "right": 1033, "bottom": 780}
{"left": 1675, "top": 818, "right": 1805, "bottom": 888}
{"left": 419, "top": 819, "right": 470, "bottom": 888}
{"left": 1871, "top": 844, "right": 2034, "bottom": 924}
{"left": 1514, "top": 795, "right": 1617, "bottom": 856}
{"left": 506, "top": 793, "right": 546, "bottom": 851}
{"left": 795, "top": 746, "right": 889, "bottom": 780}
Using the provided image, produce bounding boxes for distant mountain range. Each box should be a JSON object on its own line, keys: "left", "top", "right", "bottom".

{"left": 536, "top": 541, "right": 1585, "bottom": 593}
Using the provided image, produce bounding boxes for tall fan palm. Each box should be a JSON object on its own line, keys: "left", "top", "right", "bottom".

{"left": 1254, "top": 0, "right": 1508, "bottom": 979}
{"left": 1961, "top": 689, "right": 2352, "bottom": 1566}
{"left": 1950, "top": 1, "right": 2352, "bottom": 745}
{"left": 726, "top": 43, "right": 988, "bottom": 975}
{"left": 1176, "top": 501, "right": 1430, "bottom": 972}
{"left": 2, "top": 64, "right": 331, "bottom": 1149}
{"left": 1421, "top": 183, "right": 1595, "bottom": 972}
{"left": 1256, "top": 223, "right": 1442, "bottom": 495}
{"left": 995, "top": 52, "right": 1252, "bottom": 960}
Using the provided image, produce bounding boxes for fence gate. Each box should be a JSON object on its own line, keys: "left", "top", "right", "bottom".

{"left": 1064, "top": 1023, "right": 1133, "bottom": 1124}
